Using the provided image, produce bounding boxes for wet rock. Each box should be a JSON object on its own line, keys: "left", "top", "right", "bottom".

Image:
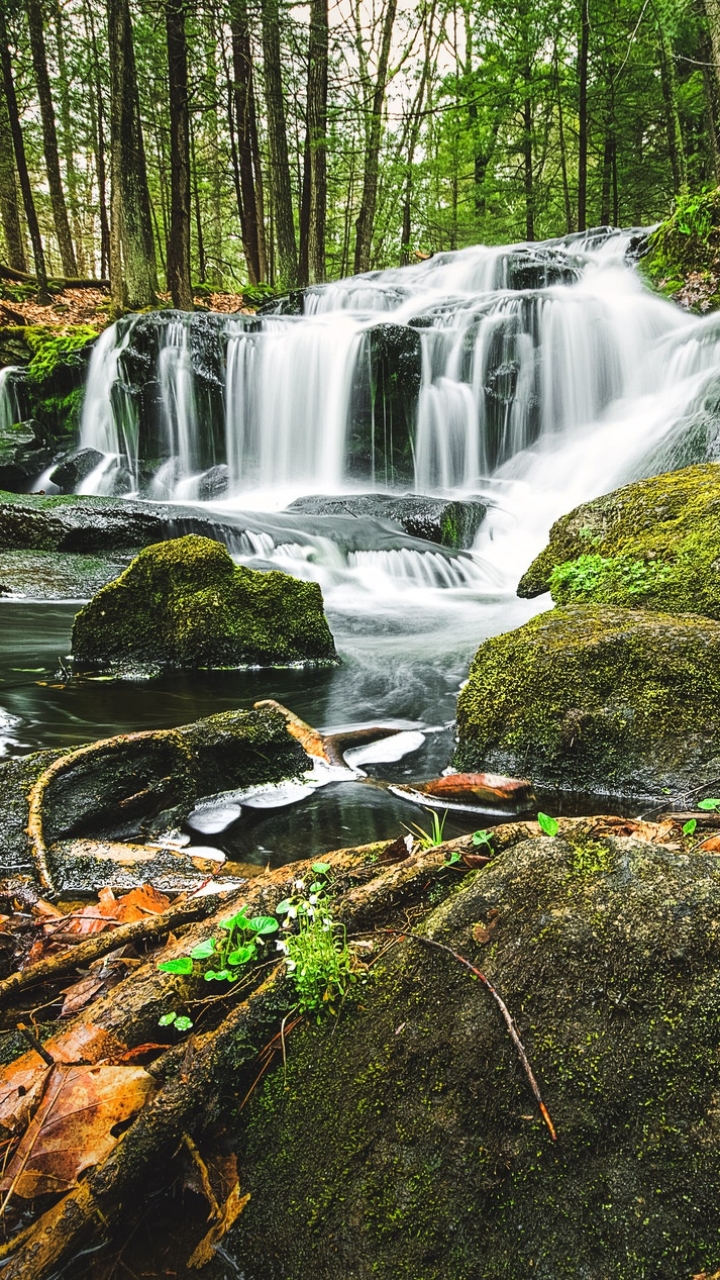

{"left": 0, "top": 704, "right": 309, "bottom": 885}
{"left": 48, "top": 447, "right": 105, "bottom": 493}
{"left": 0, "top": 549, "right": 131, "bottom": 598}
{"left": 195, "top": 463, "right": 230, "bottom": 501}
{"left": 226, "top": 829, "right": 720, "bottom": 1280}
{"left": 72, "top": 534, "right": 338, "bottom": 674}
{"left": 517, "top": 462, "right": 720, "bottom": 617}
{"left": 455, "top": 603, "right": 720, "bottom": 801}
{"left": 287, "top": 493, "right": 486, "bottom": 549}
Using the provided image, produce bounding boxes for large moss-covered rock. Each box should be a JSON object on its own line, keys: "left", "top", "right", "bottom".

{"left": 454, "top": 604, "right": 720, "bottom": 800}
{"left": 223, "top": 830, "right": 720, "bottom": 1280}
{"left": 72, "top": 534, "right": 337, "bottom": 674}
{"left": 518, "top": 463, "right": 720, "bottom": 617}
{"left": 641, "top": 186, "right": 720, "bottom": 312}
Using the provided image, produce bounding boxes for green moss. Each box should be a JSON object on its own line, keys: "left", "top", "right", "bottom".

{"left": 224, "top": 834, "right": 720, "bottom": 1279}
{"left": 0, "top": 324, "right": 98, "bottom": 440}
{"left": 453, "top": 603, "right": 720, "bottom": 799}
{"left": 641, "top": 186, "right": 720, "bottom": 311}
{"left": 72, "top": 533, "right": 338, "bottom": 673}
{"left": 24, "top": 325, "right": 99, "bottom": 383}
{"left": 518, "top": 463, "right": 720, "bottom": 618}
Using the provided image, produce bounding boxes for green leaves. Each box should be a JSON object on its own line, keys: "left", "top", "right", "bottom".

{"left": 312, "top": 862, "right": 331, "bottom": 874}
{"left": 276, "top": 899, "right": 293, "bottom": 915}
{"left": 444, "top": 850, "right": 462, "bottom": 866}
{"left": 247, "top": 916, "right": 278, "bottom": 935}
{"left": 683, "top": 818, "right": 697, "bottom": 837}
{"left": 190, "top": 939, "right": 216, "bottom": 960}
{"left": 698, "top": 798, "right": 720, "bottom": 811}
{"left": 157, "top": 956, "right": 193, "bottom": 975}
{"left": 157, "top": 1011, "right": 194, "bottom": 1031}
{"left": 537, "top": 812, "right": 559, "bottom": 837}
{"left": 227, "top": 944, "right": 257, "bottom": 966}
{"left": 472, "top": 829, "right": 493, "bottom": 849}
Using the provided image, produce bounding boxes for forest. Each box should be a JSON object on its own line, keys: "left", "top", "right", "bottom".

{"left": 0, "top": 0, "right": 718, "bottom": 309}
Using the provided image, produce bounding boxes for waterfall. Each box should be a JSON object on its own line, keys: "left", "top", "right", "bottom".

{"left": 0, "top": 367, "right": 27, "bottom": 433}
{"left": 74, "top": 224, "right": 720, "bottom": 598}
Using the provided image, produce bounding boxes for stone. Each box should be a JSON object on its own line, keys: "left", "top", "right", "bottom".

{"left": 71, "top": 534, "right": 338, "bottom": 674}
{"left": 48, "top": 447, "right": 106, "bottom": 492}
{"left": 286, "top": 492, "right": 487, "bottom": 549}
{"left": 517, "top": 462, "right": 720, "bottom": 618}
{"left": 195, "top": 463, "right": 230, "bottom": 501}
{"left": 454, "top": 603, "right": 720, "bottom": 801}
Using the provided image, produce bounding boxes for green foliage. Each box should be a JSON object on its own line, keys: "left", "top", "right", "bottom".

{"left": 683, "top": 818, "right": 697, "bottom": 836}
{"left": 277, "top": 863, "right": 356, "bottom": 1017}
{"left": 537, "top": 812, "right": 559, "bottom": 837}
{"left": 643, "top": 187, "right": 720, "bottom": 311}
{"left": 549, "top": 554, "right": 674, "bottom": 605}
{"left": 697, "top": 797, "right": 720, "bottom": 811}
{"left": 157, "top": 907, "right": 279, "bottom": 986}
{"left": 157, "top": 1010, "right": 193, "bottom": 1031}
{"left": 25, "top": 326, "right": 99, "bottom": 385}
{"left": 405, "top": 809, "right": 448, "bottom": 850}
{"left": 472, "top": 829, "right": 494, "bottom": 850}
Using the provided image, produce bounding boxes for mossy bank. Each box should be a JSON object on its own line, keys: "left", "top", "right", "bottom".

{"left": 72, "top": 534, "right": 337, "bottom": 674}
{"left": 454, "top": 604, "right": 720, "bottom": 800}
{"left": 518, "top": 462, "right": 720, "bottom": 618}
{"left": 216, "top": 830, "right": 720, "bottom": 1280}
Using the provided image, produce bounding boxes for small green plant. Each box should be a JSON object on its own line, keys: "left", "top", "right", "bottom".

{"left": 405, "top": 808, "right": 448, "bottom": 849}
{"left": 472, "top": 829, "right": 493, "bottom": 850}
{"left": 444, "top": 850, "right": 462, "bottom": 866}
{"left": 157, "top": 909, "right": 278, "bottom": 984}
{"left": 683, "top": 818, "right": 698, "bottom": 837}
{"left": 537, "top": 812, "right": 560, "bottom": 837}
{"left": 549, "top": 553, "right": 673, "bottom": 604}
{"left": 157, "top": 1011, "right": 193, "bottom": 1032}
{"left": 698, "top": 798, "right": 720, "bottom": 812}
{"left": 276, "top": 863, "right": 355, "bottom": 1017}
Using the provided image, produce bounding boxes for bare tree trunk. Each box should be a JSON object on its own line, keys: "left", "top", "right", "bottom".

{"left": 522, "top": 62, "right": 534, "bottom": 241}
{"left": 704, "top": 0, "right": 720, "bottom": 101}
{"left": 577, "top": 0, "right": 590, "bottom": 232}
{"left": 0, "top": 9, "right": 49, "bottom": 297}
{"left": 108, "top": 0, "right": 158, "bottom": 310}
{"left": 554, "top": 45, "right": 573, "bottom": 233}
{"left": 0, "top": 81, "right": 27, "bottom": 272}
{"left": 25, "top": 0, "right": 77, "bottom": 276}
{"left": 53, "top": 1, "right": 85, "bottom": 274}
{"left": 354, "top": 0, "right": 397, "bottom": 273}
{"left": 230, "top": 0, "right": 261, "bottom": 283}
{"left": 701, "top": 22, "right": 720, "bottom": 181}
{"left": 83, "top": 0, "right": 110, "bottom": 279}
{"left": 306, "top": 0, "right": 328, "bottom": 283}
{"left": 655, "top": 13, "right": 687, "bottom": 191}
{"left": 261, "top": 0, "right": 297, "bottom": 285}
{"left": 166, "top": 0, "right": 193, "bottom": 308}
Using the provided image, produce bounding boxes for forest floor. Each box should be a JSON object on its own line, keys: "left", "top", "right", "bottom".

{"left": 0, "top": 286, "right": 255, "bottom": 331}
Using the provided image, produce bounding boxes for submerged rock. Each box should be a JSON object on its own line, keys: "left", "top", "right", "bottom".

{"left": 0, "top": 549, "right": 131, "bottom": 598}
{"left": 287, "top": 493, "right": 486, "bottom": 549}
{"left": 454, "top": 604, "right": 720, "bottom": 800}
{"left": 48, "top": 446, "right": 105, "bottom": 492}
{"left": 71, "top": 534, "right": 337, "bottom": 674}
{"left": 227, "top": 829, "right": 720, "bottom": 1280}
{"left": 517, "top": 462, "right": 720, "bottom": 617}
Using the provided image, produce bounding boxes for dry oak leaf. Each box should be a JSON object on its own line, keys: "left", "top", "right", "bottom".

{"left": 0, "top": 1062, "right": 155, "bottom": 1198}
{"left": 187, "top": 1181, "right": 251, "bottom": 1269}
{"left": 0, "top": 1024, "right": 132, "bottom": 1138}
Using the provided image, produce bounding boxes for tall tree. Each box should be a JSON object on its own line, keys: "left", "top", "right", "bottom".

{"left": 0, "top": 7, "right": 48, "bottom": 296}
{"left": 306, "top": 0, "right": 328, "bottom": 283}
{"left": 354, "top": 0, "right": 398, "bottom": 273}
{"left": 107, "top": 0, "right": 158, "bottom": 309}
{"left": 577, "top": 0, "right": 590, "bottom": 232}
{"left": 165, "top": 0, "right": 193, "bottom": 308}
{"left": 261, "top": 0, "right": 297, "bottom": 285}
{"left": 53, "top": 0, "right": 84, "bottom": 273}
{"left": 0, "top": 81, "right": 27, "bottom": 271}
{"left": 25, "top": 0, "right": 77, "bottom": 276}
{"left": 230, "top": 0, "right": 262, "bottom": 283}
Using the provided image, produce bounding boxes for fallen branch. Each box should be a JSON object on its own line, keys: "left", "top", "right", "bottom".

{"left": 376, "top": 928, "right": 557, "bottom": 1142}
{"left": 25, "top": 728, "right": 193, "bottom": 895}
{"left": 0, "top": 894, "right": 224, "bottom": 1011}
{"left": 0, "top": 263, "right": 109, "bottom": 289}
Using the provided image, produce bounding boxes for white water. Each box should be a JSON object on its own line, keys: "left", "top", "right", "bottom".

{"left": 75, "top": 226, "right": 720, "bottom": 603}
{"left": 0, "top": 366, "right": 24, "bottom": 433}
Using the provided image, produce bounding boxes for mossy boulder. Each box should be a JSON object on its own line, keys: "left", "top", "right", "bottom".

{"left": 223, "top": 830, "right": 720, "bottom": 1280}
{"left": 71, "top": 534, "right": 337, "bottom": 674}
{"left": 454, "top": 604, "right": 720, "bottom": 800}
{"left": 518, "top": 463, "right": 720, "bottom": 617}
{"left": 641, "top": 186, "right": 720, "bottom": 311}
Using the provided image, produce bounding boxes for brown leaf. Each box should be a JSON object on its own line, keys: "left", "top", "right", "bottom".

{"left": 0, "top": 1062, "right": 155, "bottom": 1198}
{"left": 462, "top": 852, "right": 491, "bottom": 869}
{"left": 187, "top": 1181, "right": 251, "bottom": 1269}
{"left": 699, "top": 835, "right": 720, "bottom": 853}
{"left": 472, "top": 910, "right": 500, "bottom": 945}
{"left": 379, "top": 834, "right": 413, "bottom": 865}
{"left": 0, "top": 1054, "right": 50, "bottom": 1136}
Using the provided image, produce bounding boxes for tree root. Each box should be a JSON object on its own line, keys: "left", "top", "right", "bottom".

{"left": 25, "top": 728, "right": 193, "bottom": 895}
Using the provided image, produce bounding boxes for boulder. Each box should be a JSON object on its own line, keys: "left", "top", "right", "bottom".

{"left": 454, "top": 604, "right": 720, "bottom": 800}
{"left": 48, "top": 446, "right": 105, "bottom": 492}
{"left": 287, "top": 492, "right": 487, "bottom": 549}
{"left": 71, "top": 534, "right": 337, "bottom": 674}
{"left": 517, "top": 463, "right": 720, "bottom": 617}
{"left": 226, "top": 828, "right": 720, "bottom": 1280}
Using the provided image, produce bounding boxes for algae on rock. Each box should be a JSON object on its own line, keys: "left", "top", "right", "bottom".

{"left": 223, "top": 831, "right": 720, "bottom": 1280}
{"left": 71, "top": 534, "right": 338, "bottom": 674}
{"left": 453, "top": 603, "right": 720, "bottom": 800}
{"left": 517, "top": 462, "right": 720, "bottom": 618}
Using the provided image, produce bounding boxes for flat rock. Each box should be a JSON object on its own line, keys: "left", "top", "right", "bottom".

{"left": 286, "top": 493, "right": 487, "bottom": 549}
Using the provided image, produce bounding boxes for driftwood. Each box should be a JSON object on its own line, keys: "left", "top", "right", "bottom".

{"left": 0, "top": 263, "right": 109, "bottom": 289}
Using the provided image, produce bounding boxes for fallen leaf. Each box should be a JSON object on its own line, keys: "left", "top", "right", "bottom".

{"left": 0, "top": 1062, "right": 155, "bottom": 1198}
{"left": 699, "top": 835, "right": 720, "bottom": 853}
{"left": 187, "top": 1181, "right": 251, "bottom": 1268}
{"left": 462, "top": 852, "right": 491, "bottom": 869}
{"left": 379, "top": 833, "right": 413, "bottom": 865}
{"left": 472, "top": 910, "right": 500, "bottom": 945}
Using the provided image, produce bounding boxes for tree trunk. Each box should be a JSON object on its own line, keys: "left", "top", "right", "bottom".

{"left": 165, "top": 0, "right": 193, "bottom": 309}
{"left": 261, "top": 0, "right": 297, "bottom": 285}
{"left": 0, "top": 9, "right": 49, "bottom": 297}
{"left": 306, "top": 0, "right": 328, "bottom": 283}
{"left": 522, "top": 62, "right": 534, "bottom": 241}
{"left": 701, "top": 21, "right": 720, "bottom": 182}
{"left": 25, "top": 0, "right": 77, "bottom": 277}
{"left": 83, "top": 0, "right": 110, "bottom": 279}
{"left": 0, "top": 81, "right": 27, "bottom": 272}
{"left": 705, "top": 0, "right": 720, "bottom": 102}
{"left": 53, "top": 1, "right": 85, "bottom": 274}
{"left": 554, "top": 45, "right": 573, "bottom": 234}
{"left": 108, "top": 0, "right": 158, "bottom": 310}
{"left": 353, "top": 0, "right": 397, "bottom": 274}
{"left": 230, "top": 0, "right": 261, "bottom": 284}
{"left": 577, "top": 0, "right": 590, "bottom": 233}
{"left": 656, "top": 16, "right": 687, "bottom": 192}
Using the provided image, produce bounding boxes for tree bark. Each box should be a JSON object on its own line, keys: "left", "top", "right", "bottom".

{"left": 53, "top": 1, "right": 85, "bottom": 274}
{"left": 704, "top": 0, "right": 720, "bottom": 102}
{"left": 522, "top": 62, "right": 534, "bottom": 241}
{"left": 0, "top": 9, "right": 49, "bottom": 298}
{"left": 261, "top": 0, "right": 297, "bottom": 285}
{"left": 656, "top": 15, "right": 687, "bottom": 192}
{"left": 577, "top": 0, "right": 590, "bottom": 233}
{"left": 230, "top": 0, "right": 261, "bottom": 283}
{"left": 306, "top": 0, "right": 328, "bottom": 283}
{"left": 354, "top": 0, "right": 397, "bottom": 274}
{"left": 83, "top": 0, "right": 110, "bottom": 279}
{"left": 0, "top": 80, "right": 27, "bottom": 272}
{"left": 165, "top": 0, "right": 193, "bottom": 309}
{"left": 107, "top": 0, "right": 158, "bottom": 310}
{"left": 25, "top": 0, "right": 77, "bottom": 277}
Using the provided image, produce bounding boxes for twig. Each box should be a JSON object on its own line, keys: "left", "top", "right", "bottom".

{"left": 375, "top": 928, "right": 557, "bottom": 1142}
{"left": 0, "top": 896, "right": 222, "bottom": 1010}
{"left": 181, "top": 1134, "right": 220, "bottom": 1219}
{"left": 15, "top": 1023, "right": 55, "bottom": 1068}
